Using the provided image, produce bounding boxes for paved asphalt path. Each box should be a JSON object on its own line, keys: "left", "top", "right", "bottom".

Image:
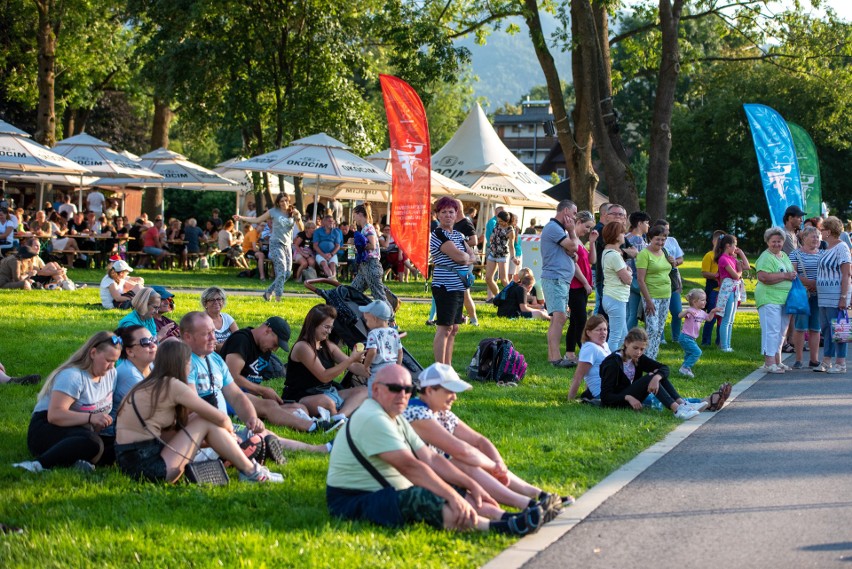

{"left": 524, "top": 367, "right": 852, "bottom": 569}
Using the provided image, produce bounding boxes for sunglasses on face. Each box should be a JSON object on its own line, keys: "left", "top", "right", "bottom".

{"left": 131, "top": 337, "right": 158, "bottom": 348}
{"left": 378, "top": 383, "right": 415, "bottom": 394}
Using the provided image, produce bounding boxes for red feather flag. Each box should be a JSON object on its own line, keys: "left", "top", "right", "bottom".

{"left": 379, "top": 74, "right": 431, "bottom": 276}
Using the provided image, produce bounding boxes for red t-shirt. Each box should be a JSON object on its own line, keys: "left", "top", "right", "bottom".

{"left": 142, "top": 226, "right": 161, "bottom": 249}
{"left": 570, "top": 242, "right": 592, "bottom": 290}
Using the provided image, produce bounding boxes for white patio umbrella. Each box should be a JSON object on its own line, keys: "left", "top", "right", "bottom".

{"left": 0, "top": 121, "right": 91, "bottom": 175}
{"left": 364, "top": 149, "right": 467, "bottom": 198}
{"left": 0, "top": 119, "right": 92, "bottom": 207}
{"left": 215, "top": 157, "right": 294, "bottom": 214}
{"left": 101, "top": 148, "right": 238, "bottom": 216}
{"left": 457, "top": 163, "right": 558, "bottom": 208}
{"left": 231, "top": 133, "right": 392, "bottom": 221}
{"left": 52, "top": 132, "right": 163, "bottom": 210}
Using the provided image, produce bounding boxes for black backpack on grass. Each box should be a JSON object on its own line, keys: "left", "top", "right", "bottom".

{"left": 467, "top": 337, "right": 527, "bottom": 384}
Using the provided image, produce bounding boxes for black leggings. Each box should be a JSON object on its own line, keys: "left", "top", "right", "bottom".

{"left": 27, "top": 411, "right": 115, "bottom": 468}
{"left": 603, "top": 374, "right": 681, "bottom": 409}
{"left": 566, "top": 287, "right": 589, "bottom": 354}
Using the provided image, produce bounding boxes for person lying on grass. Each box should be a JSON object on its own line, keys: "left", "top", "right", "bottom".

{"left": 326, "top": 364, "right": 543, "bottom": 537}
{"left": 0, "top": 361, "right": 40, "bottom": 385}
{"left": 403, "top": 363, "right": 572, "bottom": 524}
{"left": 114, "top": 340, "right": 282, "bottom": 484}
{"left": 14, "top": 331, "right": 123, "bottom": 473}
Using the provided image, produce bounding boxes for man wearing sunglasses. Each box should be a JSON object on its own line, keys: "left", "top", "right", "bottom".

{"left": 326, "top": 365, "right": 536, "bottom": 536}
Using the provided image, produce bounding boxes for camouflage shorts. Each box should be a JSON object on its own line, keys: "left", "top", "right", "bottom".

{"left": 397, "top": 486, "right": 446, "bottom": 528}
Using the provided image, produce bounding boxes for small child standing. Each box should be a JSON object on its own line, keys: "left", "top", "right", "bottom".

{"left": 360, "top": 300, "right": 403, "bottom": 396}
{"left": 678, "top": 289, "right": 720, "bottom": 378}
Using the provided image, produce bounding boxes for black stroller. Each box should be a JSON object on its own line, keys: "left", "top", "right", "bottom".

{"left": 304, "top": 278, "right": 424, "bottom": 384}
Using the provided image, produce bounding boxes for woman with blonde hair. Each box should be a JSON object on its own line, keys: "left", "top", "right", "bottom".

{"left": 115, "top": 341, "right": 281, "bottom": 483}
{"left": 14, "top": 332, "right": 123, "bottom": 472}
{"left": 814, "top": 216, "right": 851, "bottom": 373}
{"left": 118, "top": 287, "right": 176, "bottom": 341}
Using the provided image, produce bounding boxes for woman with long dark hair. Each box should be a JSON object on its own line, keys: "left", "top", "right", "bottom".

{"left": 351, "top": 202, "right": 390, "bottom": 305}
{"left": 282, "top": 304, "right": 368, "bottom": 425}
{"left": 114, "top": 341, "right": 282, "bottom": 483}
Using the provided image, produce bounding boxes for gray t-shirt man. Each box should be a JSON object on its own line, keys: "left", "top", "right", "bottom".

{"left": 540, "top": 218, "right": 576, "bottom": 282}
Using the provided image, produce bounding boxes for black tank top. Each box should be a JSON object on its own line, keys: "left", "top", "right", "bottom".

{"left": 282, "top": 344, "right": 335, "bottom": 400}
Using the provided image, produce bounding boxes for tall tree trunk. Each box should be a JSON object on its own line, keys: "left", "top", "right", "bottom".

{"left": 574, "top": 0, "right": 638, "bottom": 213}
{"left": 33, "top": 0, "right": 57, "bottom": 146}
{"left": 143, "top": 98, "right": 172, "bottom": 217}
{"left": 646, "top": 0, "right": 684, "bottom": 221}
{"left": 62, "top": 108, "right": 76, "bottom": 139}
{"left": 523, "top": 0, "right": 596, "bottom": 213}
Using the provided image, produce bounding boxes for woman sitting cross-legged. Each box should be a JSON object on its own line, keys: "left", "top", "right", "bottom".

{"left": 600, "top": 328, "right": 717, "bottom": 420}
{"left": 282, "top": 304, "right": 368, "bottom": 430}
{"left": 402, "top": 363, "right": 574, "bottom": 524}
{"left": 114, "top": 340, "right": 282, "bottom": 483}
{"left": 14, "top": 332, "right": 124, "bottom": 473}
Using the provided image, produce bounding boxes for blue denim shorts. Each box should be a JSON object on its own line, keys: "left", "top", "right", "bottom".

{"left": 541, "top": 278, "right": 569, "bottom": 314}
{"left": 794, "top": 296, "right": 820, "bottom": 331}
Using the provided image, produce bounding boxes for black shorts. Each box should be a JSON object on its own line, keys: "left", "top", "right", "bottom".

{"left": 432, "top": 285, "right": 465, "bottom": 326}
{"left": 327, "top": 485, "right": 445, "bottom": 528}
{"left": 116, "top": 439, "right": 168, "bottom": 482}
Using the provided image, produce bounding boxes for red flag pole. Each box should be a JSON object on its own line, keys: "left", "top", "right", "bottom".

{"left": 379, "top": 74, "right": 431, "bottom": 276}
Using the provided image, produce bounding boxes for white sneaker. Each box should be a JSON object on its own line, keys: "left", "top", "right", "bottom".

{"left": 239, "top": 463, "right": 284, "bottom": 483}
{"left": 689, "top": 400, "right": 710, "bottom": 412}
{"left": 721, "top": 348, "right": 734, "bottom": 353}
{"left": 779, "top": 363, "right": 792, "bottom": 371}
{"left": 674, "top": 404, "right": 699, "bottom": 420}
{"left": 12, "top": 460, "right": 44, "bottom": 473}
{"left": 679, "top": 367, "right": 695, "bottom": 378}
{"left": 766, "top": 364, "right": 786, "bottom": 374}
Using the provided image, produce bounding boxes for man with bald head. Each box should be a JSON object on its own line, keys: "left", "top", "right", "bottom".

{"left": 326, "top": 364, "right": 537, "bottom": 535}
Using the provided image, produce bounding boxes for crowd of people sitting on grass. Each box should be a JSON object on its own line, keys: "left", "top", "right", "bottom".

{"left": 4, "top": 193, "right": 851, "bottom": 537}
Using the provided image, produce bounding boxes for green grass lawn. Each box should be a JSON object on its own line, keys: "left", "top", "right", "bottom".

{"left": 0, "top": 256, "right": 767, "bottom": 568}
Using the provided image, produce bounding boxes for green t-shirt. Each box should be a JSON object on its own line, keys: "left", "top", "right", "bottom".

{"left": 636, "top": 248, "right": 672, "bottom": 299}
{"left": 754, "top": 249, "right": 793, "bottom": 308}
{"left": 326, "top": 398, "right": 425, "bottom": 492}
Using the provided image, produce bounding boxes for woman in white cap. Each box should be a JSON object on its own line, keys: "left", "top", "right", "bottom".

{"left": 99, "top": 259, "right": 144, "bottom": 309}
{"left": 402, "top": 363, "right": 572, "bottom": 523}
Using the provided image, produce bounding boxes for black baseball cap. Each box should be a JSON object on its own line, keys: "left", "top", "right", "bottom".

{"left": 265, "top": 317, "right": 291, "bottom": 352}
{"left": 783, "top": 205, "right": 806, "bottom": 220}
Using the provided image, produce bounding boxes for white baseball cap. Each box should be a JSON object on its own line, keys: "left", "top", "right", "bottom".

{"left": 112, "top": 260, "right": 133, "bottom": 273}
{"left": 418, "top": 363, "right": 472, "bottom": 393}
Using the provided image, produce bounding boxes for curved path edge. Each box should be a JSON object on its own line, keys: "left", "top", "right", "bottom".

{"left": 482, "top": 363, "right": 769, "bottom": 569}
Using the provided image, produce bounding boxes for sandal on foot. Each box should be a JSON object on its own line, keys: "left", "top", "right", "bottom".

{"left": 707, "top": 391, "right": 724, "bottom": 412}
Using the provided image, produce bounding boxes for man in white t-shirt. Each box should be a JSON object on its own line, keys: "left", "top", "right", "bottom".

{"left": 58, "top": 194, "right": 77, "bottom": 219}
{"left": 86, "top": 190, "right": 106, "bottom": 215}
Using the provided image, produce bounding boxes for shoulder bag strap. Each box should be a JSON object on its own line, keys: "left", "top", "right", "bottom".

{"left": 130, "top": 391, "right": 197, "bottom": 462}
{"left": 344, "top": 414, "right": 391, "bottom": 489}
